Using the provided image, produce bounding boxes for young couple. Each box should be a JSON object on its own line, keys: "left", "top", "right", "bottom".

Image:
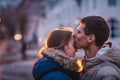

{"left": 32, "top": 16, "right": 120, "bottom": 80}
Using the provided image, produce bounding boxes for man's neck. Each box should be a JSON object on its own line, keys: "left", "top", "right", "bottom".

{"left": 84, "top": 45, "right": 101, "bottom": 59}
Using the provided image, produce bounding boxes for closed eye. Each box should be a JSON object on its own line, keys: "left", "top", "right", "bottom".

{"left": 77, "top": 30, "right": 81, "bottom": 34}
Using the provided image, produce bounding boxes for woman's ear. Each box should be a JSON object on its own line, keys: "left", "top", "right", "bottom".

{"left": 87, "top": 34, "right": 95, "bottom": 43}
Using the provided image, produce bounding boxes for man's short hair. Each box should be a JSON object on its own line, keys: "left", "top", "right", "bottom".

{"left": 81, "top": 16, "right": 110, "bottom": 47}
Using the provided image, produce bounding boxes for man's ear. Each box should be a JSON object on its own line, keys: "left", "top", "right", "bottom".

{"left": 87, "top": 34, "right": 95, "bottom": 43}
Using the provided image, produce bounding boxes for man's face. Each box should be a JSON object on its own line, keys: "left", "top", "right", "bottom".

{"left": 73, "top": 23, "right": 90, "bottom": 49}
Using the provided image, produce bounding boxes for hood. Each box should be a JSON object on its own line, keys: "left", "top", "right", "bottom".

{"left": 33, "top": 48, "right": 79, "bottom": 80}
{"left": 42, "top": 48, "right": 79, "bottom": 72}
{"left": 84, "top": 43, "right": 120, "bottom": 67}
{"left": 33, "top": 56, "right": 60, "bottom": 80}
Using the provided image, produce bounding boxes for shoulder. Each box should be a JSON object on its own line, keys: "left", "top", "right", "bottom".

{"left": 41, "top": 70, "right": 71, "bottom": 80}
{"left": 33, "top": 57, "right": 60, "bottom": 72}
{"left": 32, "top": 57, "right": 61, "bottom": 80}
{"left": 33, "top": 57, "right": 59, "bottom": 69}
{"left": 86, "top": 62, "right": 120, "bottom": 79}
{"left": 95, "top": 64, "right": 120, "bottom": 79}
{"left": 97, "top": 66, "right": 119, "bottom": 76}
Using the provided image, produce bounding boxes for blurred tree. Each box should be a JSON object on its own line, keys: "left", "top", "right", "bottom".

{"left": 76, "top": 0, "right": 82, "bottom": 6}
{"left": 0, "top": 0, "right": 48, "bottom": 40}
{"left": 0, "top": 0, "right": 60, "bottom": 38}
{"left": 0, "top": 24, "right": 8, "bottom": 40}
{"left": 0, "top": 5, "right": 15, "bottom": 39}
{"left": 0, "top": 0, "right": 59, "bottom": 60}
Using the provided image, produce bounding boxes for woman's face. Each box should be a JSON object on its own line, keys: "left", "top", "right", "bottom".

{"left": 64, "top": 36, "right": 77, "bottom": 57}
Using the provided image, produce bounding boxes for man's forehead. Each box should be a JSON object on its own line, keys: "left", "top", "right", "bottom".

{"left": 77, "top": 23, "right": 85, "bottom": 30}
{"left": 76, "top": 25, "right": 80, "bottom": 30}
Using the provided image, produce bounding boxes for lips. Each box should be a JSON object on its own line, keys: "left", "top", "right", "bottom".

{"left": 74, "top": 41, "right": 76, "bottom": 47}
{"left": 74, "top": 42, "right": 78, "bottom": 52}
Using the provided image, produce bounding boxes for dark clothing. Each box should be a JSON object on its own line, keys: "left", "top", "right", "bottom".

{"left": 21, "top": 40, "right": 27, "bottom": 60}
{"left": 32, "top": 49, "right": 80, "bottom": 80}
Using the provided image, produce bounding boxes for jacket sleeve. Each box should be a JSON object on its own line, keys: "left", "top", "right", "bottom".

{"left": 41, "top": 71, "right": 72, "bottom": 80}
{"left": 95, "top": 66, "right": 120, "bottom": 80}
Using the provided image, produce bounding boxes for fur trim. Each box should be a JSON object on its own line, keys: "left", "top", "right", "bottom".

{"left": 42, "top": 48, "right": 79, "bottom": 72}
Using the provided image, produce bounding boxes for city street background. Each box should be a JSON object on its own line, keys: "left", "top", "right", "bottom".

{"left": 0, "top": 0, "right": 120, "bottom": 80}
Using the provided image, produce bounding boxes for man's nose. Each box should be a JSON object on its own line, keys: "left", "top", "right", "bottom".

{"left": 73, "top": 32, "right": 76, "bottom": 38}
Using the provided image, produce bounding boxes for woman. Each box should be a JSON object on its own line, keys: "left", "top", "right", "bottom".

{"left": 32, "top": 27, "right": 80, "bottom": 80}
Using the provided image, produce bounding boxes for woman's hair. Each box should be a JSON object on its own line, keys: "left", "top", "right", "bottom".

{"left": 45, "top": 27, "right": 73, "bottom": 50}
{"left": 38, "top": 27, "right": 73, "bottom": 57}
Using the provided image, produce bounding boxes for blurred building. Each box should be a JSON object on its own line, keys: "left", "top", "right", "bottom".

{"left": 0, "top": 0, "right": 120, "bottom": 46}
{"left": 80, "top": 0, "right": 120, "bottom": 45}
{"left": 0, "top": 0, "right": 60, "bottom": 45}
{"left": 37, "top": 0, "right": 81, "bottom": 46}
{"left": 37, "top": 0, "right": 120, "bottom": 46}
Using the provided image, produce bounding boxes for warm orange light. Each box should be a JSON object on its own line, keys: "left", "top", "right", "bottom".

{"left": 38, "top": 46, "right": 46, "bottom": 58}
{"left": 76, "top": 59, "right": 84, "bottom": 72}
{"left": 53, "top": 27, "right": 74, "bottom": 32}
{"left": 38, "top": 52, "right": 43, "bottom": 58}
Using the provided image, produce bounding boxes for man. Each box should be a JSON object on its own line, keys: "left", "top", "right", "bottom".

{"left": 73, "top": 16, "right": 120, "bottom": 80}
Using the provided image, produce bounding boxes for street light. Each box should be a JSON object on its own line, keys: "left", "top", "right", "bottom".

{"left": 14, "top": 34, "right": 22, "bottom": 41}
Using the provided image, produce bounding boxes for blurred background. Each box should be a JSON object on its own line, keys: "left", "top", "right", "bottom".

{"left": 0, "top": 0, "right": 120, "bottom": 80}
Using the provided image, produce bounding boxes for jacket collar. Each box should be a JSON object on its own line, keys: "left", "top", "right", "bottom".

{"left": 83, "top": 43, "right": 120, "bottom": 67}
{"left": 42, "top": 48, "right": 79, "bottom": 72}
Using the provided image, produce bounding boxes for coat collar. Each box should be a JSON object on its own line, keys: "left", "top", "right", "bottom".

{"left": 42, "top": 48, "right": 79, "bottom": 72}
{"left": 83, "top": 43, "right": 120, "bottom": 67}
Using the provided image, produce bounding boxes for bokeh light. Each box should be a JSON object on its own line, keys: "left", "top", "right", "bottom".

{"left": 14, "top": 34, "right": 22, "bottom": 41}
